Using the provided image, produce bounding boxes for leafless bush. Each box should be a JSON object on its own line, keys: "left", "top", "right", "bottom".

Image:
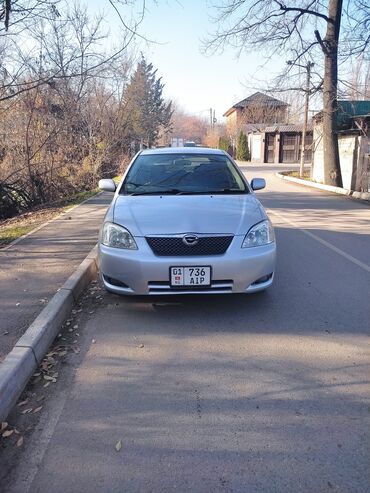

{"left": 0, "top": 1, "right": 137, "bottom": 218}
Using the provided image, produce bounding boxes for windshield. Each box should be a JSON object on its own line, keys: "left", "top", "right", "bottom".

{"left": 121, "top": 153, "right": 248, "bottom": 195}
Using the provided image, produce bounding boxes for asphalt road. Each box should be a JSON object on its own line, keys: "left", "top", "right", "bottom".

{"left": 2, "top": 165, "right": 370, "bottom": 493}
{"left": 0, "top": 193, "right": 112, "bottom": 362}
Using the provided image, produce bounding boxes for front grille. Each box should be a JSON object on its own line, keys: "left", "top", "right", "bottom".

{"left": 146, "top": 235, "right": 233, "bottom": 256}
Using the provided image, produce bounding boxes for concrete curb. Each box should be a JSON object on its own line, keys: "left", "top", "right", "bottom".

{"left": 276, "top": 172, "right": 370, "bottom": 202}
{"left": 0, "top": 244, "right": 99, "bottom": 422}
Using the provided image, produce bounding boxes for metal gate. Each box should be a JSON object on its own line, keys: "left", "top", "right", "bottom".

{"left": 299, "top": 133, "right": 313, "bottom": 163}
{"left": 279, "top": 133, "right": 298, "bottom": 163}
{"left": 264, "top": 134, "right": 275, "bottom": 163}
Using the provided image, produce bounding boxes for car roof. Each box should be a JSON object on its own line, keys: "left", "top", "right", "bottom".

{"left": 139, "top": 147, "right": 227, "bottom": 156}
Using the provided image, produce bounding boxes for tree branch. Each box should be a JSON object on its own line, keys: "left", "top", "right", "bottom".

{"left": 314, "top": 29, "right": 329, "bottom": 55}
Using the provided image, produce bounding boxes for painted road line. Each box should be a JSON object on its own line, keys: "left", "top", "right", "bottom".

{"left": 267, "top": 208, "right": 370, "bottom": 274}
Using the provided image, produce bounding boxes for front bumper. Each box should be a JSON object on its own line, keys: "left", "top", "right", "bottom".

{"left": 98, "top": 236, "right": 276, "bottom": 295}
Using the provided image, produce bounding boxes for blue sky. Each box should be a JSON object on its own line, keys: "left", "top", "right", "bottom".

{"left": 90, "top": 0, "right": 286, "bottom": 121}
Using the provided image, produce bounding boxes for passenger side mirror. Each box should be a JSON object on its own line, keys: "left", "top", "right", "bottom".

{"left": 251, "top": 178, "right": 266, "bottom": 191}
{"left": 99, "top": 179, "right": 116, "bottom": 192}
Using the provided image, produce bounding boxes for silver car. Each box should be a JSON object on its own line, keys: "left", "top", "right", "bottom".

{"left": 98, "top": 147, "right": 276, "bottom": 295}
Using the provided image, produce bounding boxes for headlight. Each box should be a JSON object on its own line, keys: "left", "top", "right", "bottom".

{"left": 101, "top": 222, "right": 137, "bottom": 249}
{"left": 242, "top": 219, "right": 275, "bottom": 248}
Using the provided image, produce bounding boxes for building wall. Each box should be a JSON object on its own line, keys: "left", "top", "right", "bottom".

{"left": 226, "top": 105, "right": 287, "bottom": 139}
{"left": 225, "top": 111, "right": 238, "bottom": 140}
{"left": 357, "top": 134, "right": 370, "bottom": 192}
{"left": 237, "top": 106, "right": 287, "bottom": 126}
{"left": 250, "top": 134, "right": 263, "bottom": 162}
{"left": 312, "top": 122, "right": 370, "bottom": 191}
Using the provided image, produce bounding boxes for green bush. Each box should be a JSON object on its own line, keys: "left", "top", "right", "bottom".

{"left": 218, "top": 136, "right": 230, "bottom": 152}
{"left": 236, "top": 131, "right": 250, "bottom": 161}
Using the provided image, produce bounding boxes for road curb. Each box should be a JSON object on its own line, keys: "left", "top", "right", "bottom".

{"left": 0, "top": 244, "right": 99, "bottom": 422}
{"left": 276, "top": 172, "right": 370, "bottom": 202}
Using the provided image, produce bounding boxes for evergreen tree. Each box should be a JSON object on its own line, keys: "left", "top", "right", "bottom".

{"left": 218, "top": 136, "right": 230, "bottom": 152}
{"left": 122, "top": 56, "right": 172, "bottom": 148}
{"left": 236, "top": 131, "right": 250, "bottom": 161}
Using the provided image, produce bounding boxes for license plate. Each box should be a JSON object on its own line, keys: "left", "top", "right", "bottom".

{"left": 170, "top": 266, "right": 211, "bottom": 287}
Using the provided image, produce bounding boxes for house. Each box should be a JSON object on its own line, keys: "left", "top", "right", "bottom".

{"left": 223, "top": 92, "right": 313, "bottom": 163}
{"left": 312, "top": 100, "right": 370, "bottom": 192}
{"left": 223, "top": 92, "right": 289, "bottom": 135}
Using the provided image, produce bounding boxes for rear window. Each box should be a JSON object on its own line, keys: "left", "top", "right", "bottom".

{"left": 120, "top": 153, "right": 248, "bottom": 196}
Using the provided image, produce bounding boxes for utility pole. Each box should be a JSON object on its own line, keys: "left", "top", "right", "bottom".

{"left": 287, "top": 60, "right": 314, "bottom": 177}
{"left": 300, "top": 62, "right": 314, "bottom": 177}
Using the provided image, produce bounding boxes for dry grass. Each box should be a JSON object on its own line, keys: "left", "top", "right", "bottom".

{"left": 283, "top": 170, "right": 312, "bottom": 180}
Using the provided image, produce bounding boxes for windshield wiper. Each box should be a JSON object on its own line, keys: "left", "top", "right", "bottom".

{"left": 128, "top": 189, "right": 185, "bottom": 196}
{"left": 192, "top": 188, "right": 245, "bottom": 195}
{"left": 127, "top": 188, "right": 245, "bottom": 196}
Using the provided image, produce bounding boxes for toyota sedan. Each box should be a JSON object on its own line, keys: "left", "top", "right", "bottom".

{"left": 98, "top": 147, "right": 276, "bottom": 295}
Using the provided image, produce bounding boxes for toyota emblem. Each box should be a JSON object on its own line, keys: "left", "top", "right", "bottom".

{"left": 182, "top": 234, "right": 199, "bottom": 246}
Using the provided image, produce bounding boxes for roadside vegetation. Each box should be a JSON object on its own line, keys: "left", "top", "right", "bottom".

{"left": 281, "top": 170, "right": 312, "bottom": 180}
{"left": 0, "top": 1, "right": 172, "bottom": 222}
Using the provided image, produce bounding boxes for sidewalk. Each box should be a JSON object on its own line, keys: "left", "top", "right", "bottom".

{"left": 0, "top": 193, "right": 111, "bottom": 363}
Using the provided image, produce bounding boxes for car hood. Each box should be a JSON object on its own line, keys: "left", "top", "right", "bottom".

{"left": 113, "top": 194, "right": 266, "bottom": 236}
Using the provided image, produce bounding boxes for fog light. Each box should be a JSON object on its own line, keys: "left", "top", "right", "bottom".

{"left": 252, "top": 273, "right": 273, "bottom": 285}
{"left": 103, "top": 275, "right": 129, "bottom": 288}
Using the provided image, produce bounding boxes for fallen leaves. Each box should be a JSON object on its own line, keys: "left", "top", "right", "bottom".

{"left": 21, "top": 408, "right": 33, "bottom": 415}
{"left": 16, "top": 436, "right": 24, "bottom": 447}
{"left": 43, "top": 375, "right": 56, "bottom": 382}
{"left": 1, "top": 422, "right": 23, "bottom": 446}
{"left": 115, "top": 440, "right": 122, "bottom": 452}
{"left": 17, "top": 399, "right": 29, "bottom": 407}
{"left": 2, "top": 429, "right": 14, "bottom": 438}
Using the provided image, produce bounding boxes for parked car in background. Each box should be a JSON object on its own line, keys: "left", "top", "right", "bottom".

{"left": 98, "top": 147, "right": 276, "bottom": 295}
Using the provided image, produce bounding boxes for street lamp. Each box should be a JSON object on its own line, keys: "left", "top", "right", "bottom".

{"left": 287, "top": 61, "right": 315, "bottom": 177}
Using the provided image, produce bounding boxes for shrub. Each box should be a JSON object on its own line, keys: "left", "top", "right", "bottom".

{"left": 218, "top": 136, "right": 230, "bottom": 152}
{"left": 236, "top": 131, "right": 250, "bottom": 161}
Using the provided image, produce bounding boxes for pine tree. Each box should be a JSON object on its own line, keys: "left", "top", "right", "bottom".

{"left": 236, "top": 131, "right": 250, "bottom": 161}
{"left": 218, "top": 136, "right": 230, "bottom": 152}
{"left": 122, "top": 56, "right": 172, "bottom": 148}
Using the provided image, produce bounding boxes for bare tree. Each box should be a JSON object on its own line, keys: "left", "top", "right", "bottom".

{"left": 340, "top": 55, "right": 370, "bottom": 99}
{"left": 0, "top": 0, "right": 146, "bottom": 101}
{"left": 170, "top": 104, "right": 209, "bottom": 144}
{"left": 206, "top": 0, "right": 370, "bottom": 187}
{"left": 0, "top": 1, "right": 135, "bottom": 218}
{"left": 0, "top": 0, "right": 61, "bottom": 33}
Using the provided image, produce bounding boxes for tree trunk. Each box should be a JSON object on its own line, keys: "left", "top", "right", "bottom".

{"left": 322, "top": 0, "right": 343, "bottom": 187}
